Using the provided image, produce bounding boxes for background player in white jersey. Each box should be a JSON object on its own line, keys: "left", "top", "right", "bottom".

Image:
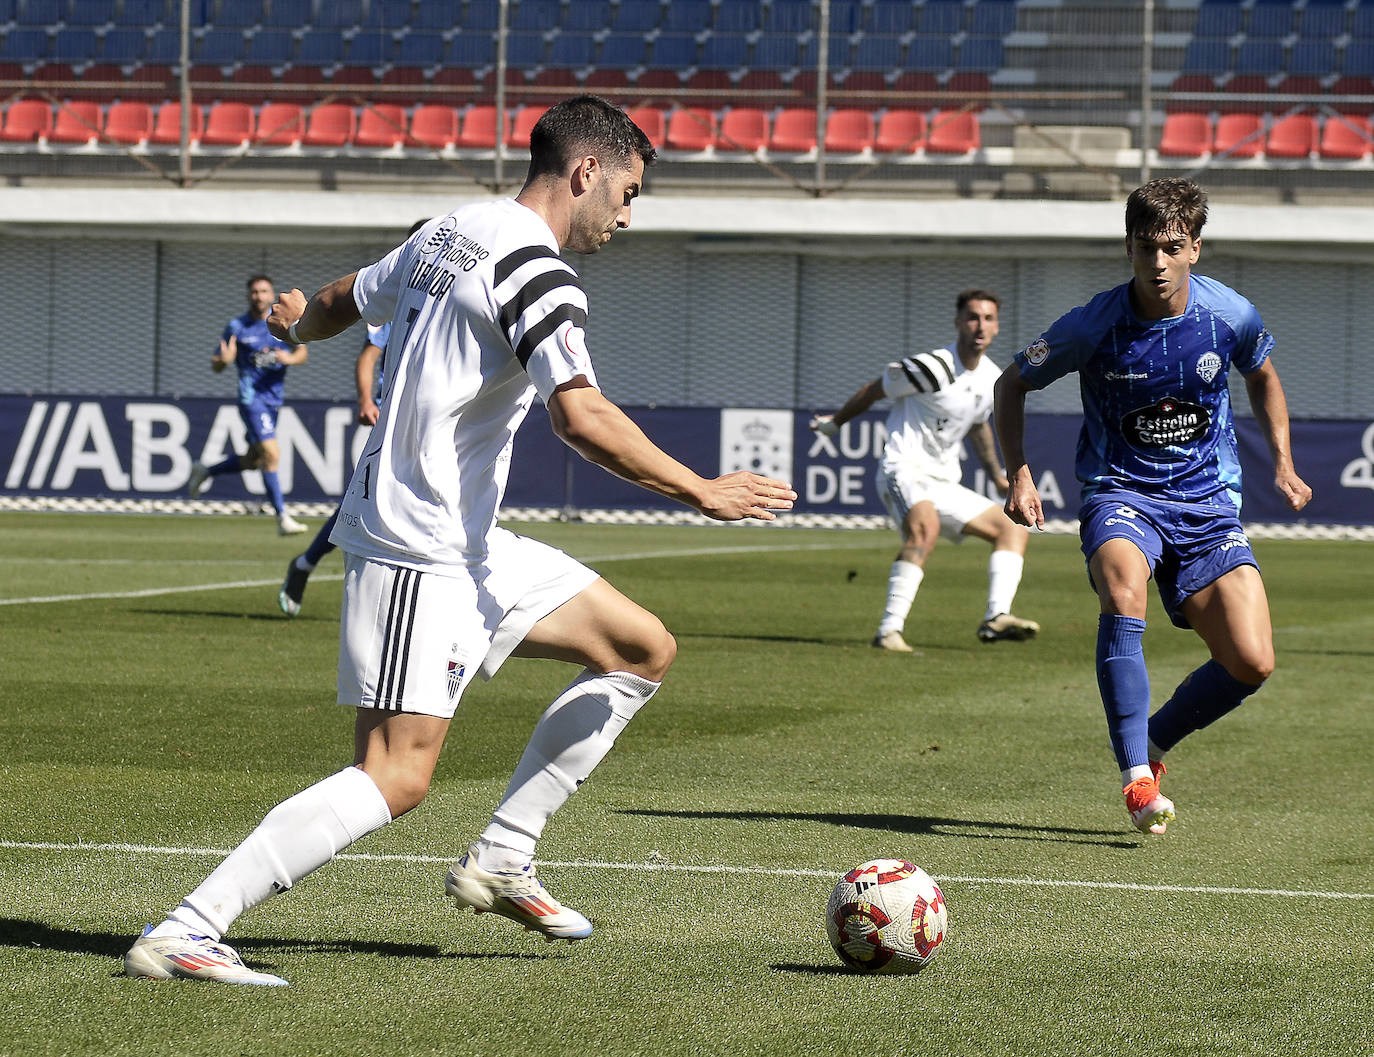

{"left": 810, "top": 289, "right": 1037, "bottom": 652}
{"left": 125, "top": 96, "right": 795, "bottom": 986}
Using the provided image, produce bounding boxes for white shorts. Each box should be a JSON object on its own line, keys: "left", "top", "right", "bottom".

{"left": 878, "top": 466, "right": 998, "bottom": 544}
{"left": 337, "top": 528, "right": 599, "bottom": 719}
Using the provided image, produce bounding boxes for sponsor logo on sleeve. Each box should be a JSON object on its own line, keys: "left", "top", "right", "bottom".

{"left": 1022, "top": 339, "right": 1050, "bottom": 366}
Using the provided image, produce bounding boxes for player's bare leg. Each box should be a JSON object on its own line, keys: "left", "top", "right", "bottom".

{"left": 963, "top": 505, "right": 1038, "bottom": 643}
{"left": 447, "top": 578, "right": 675, "bottom": 941}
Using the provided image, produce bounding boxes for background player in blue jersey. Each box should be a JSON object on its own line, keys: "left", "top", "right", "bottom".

{"left": 993, "top": 178, "right": 1311, "bottom": 835}
{"left": 188, "top": 274, "right": 310, "bottom": 536}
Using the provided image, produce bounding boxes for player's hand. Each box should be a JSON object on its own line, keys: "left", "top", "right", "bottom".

{"left": 358, "top": 398, "right": 380, "bottom": 426}
{"left": 1004, "top": 467, "right": 1044, "bottom": 530}
{"left": 696, "top": 472, "right": 796, "bottom": 522}
{"left": 809, "top": 414, "right": 839, "bottom": 437}
{"left": 1275, "top": 468, "right": 1313, "bottom": 513}
{"left": 212, "top": 337, "right": 232, "bottom": 372}
{"left": 268, "top": 287, "right": 309, "bottom": 342}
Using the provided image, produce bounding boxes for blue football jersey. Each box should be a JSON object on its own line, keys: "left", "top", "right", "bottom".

{"left": 223, "top": 310, "right": 293, "bottom": 407}
{"left": 1015, "top": 274, "right": 1272, "bottom": 507}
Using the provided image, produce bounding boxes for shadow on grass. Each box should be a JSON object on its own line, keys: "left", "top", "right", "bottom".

{"left": 0, "top": 918, "right": 553, "bottom": 970}
{"left": 770, "top": 963, "right": 855, "bottom": 976}
{"left": 618, "top": 809, "right": 1137, "bottom": 849}
{"left": 138, "top": 609, "right": 304, "bottom": 623}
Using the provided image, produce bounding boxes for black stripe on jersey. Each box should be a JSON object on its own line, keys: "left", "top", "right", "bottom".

{"left": 923, "top": 351, "right": 957, "bottom": 385}
{"left": 497, "top": 267, "right": 585, "bottom": 336}
{"left": 907, "top": 355, "right": 944, "bottom": 392}
{"left": 899, "top": 358, "right": 932, "bottom": 392}
{"left": 494, "top": 245, "right": 564, "bottom": 287}
{"left": 376, "top": 567, "right": 419, "bottom": 711}
{"left": 513, "top": 303, "right": 588, "bottom": 367}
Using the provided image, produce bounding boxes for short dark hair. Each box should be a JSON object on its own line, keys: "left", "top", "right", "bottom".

{"left": 956, "top": 288, "right": 1000, "bottom": 313}
{"left": 527, "top": 95, "right": 657, "bottom": 180}
{"left": 1125, "top": 178, "right": 1208, "bottom": 241}
{"left": 246, "top": 274, "right": 273, "bottom": 289}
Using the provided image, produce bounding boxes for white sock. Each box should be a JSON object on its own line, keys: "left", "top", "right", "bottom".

{"left": 1146, "top": 736, "right": 1166, "bottom": 762}
{"left": 152, "top": 766, "right": 391, "bottom": 941}
{"left": 1121, "top": 764, "right": 1152, "bottom": 786}
{"left": 985, "top": 549, "right": 1025, "bottom": 622}
{"left": 478, "top": 670, "right": 659, "bottom": 869}
{"left": 877, "top": 560, "right": 924, "bottom": 636}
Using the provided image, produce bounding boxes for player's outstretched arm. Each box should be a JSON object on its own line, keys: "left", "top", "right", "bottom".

{"left": 268, "top": 273, "right": 362, "bottom": 346}
{"left": 993, "top": 363, "right": 1044, "bottom": 529}
{"left": 1244, "top": 359, "right": 1313, "bottom": 513}
{"left": 355, "top": 342, "right": 383, "bottom": 424}
{"left": 810, "top": 377, "right": 884, "bottom": 435}
{"left": 548, "top": 382, "right": 796, "bottom": 522}
{"left": 212, "top": 335, "right": 235, "bottom": 372}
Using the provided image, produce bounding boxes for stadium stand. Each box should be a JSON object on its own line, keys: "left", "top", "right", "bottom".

{"left": 48, "top": 99, "right": 102, "bottom": 145}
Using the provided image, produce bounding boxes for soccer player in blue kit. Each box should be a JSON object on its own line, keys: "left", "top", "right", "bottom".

{"left": 993, "top": 178, "right": 1312, "bottom": 835}
{"left": 188, "top": 274, "right": 310, "bottom": 535}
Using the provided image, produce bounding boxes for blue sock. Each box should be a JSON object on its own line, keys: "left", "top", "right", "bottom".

{"left": 1096, "top": 614, "right": 1150, "bottom": 772}
{"left": 303, "top": 510, "right": 340, "bottom": 566}
{"left": 208, "top": 455, "right": 241, "bottom": 476}
{"left": 1149, "top": 659, "right": 1261, "bottom": 755}
{"left": 262, "top": 470, "right": 286, "bottom": 515}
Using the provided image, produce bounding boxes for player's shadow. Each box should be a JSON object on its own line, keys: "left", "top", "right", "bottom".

{"left": 139, "top": 609, "right": 300, "bottom": 623}
{"left": 617, "top": 809, "right": 1136, "bottom": 849}
{"left": 0, "top": 918, "right": 551, "bottom": 972}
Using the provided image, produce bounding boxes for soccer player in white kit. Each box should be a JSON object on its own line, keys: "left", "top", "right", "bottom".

{"left": 810, "top": 289, "right": 1038, "bottom": 652}
{"left": 124, "top": 97, "right": 795, "bottom": 986}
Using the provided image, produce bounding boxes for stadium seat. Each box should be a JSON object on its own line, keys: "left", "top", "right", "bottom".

{"left": 529, "top": 68, "right": 581, "bottom": 105}
{"left": 892, "top": 70, "right": 940, "bottom": 101}
{"left": 633, "top": 68, "right": 684, "bottom": 104}
{"left": 213, "top": 0, "right": 264, "bottom": 29}
{"left": 48, "top": 100, "right": 101, "bottom": 144}
{"left": 765, "top": 0, "right": 815, "bottom": 33}
{"left": 431, "top": 67, "right": 478, "bottom": 107}
{"left": 699, "top": 34, "right": 749, "bottom": 71}
{"left": 1301, "top": 3, "right": 1348, "bottom": 40}
{"left": 968, "top": 2, "right": 1018, "bottom": 36}
{"left": 227, "top": 64, "right": 276, "bottom": 105}
{"left": 348, "top": 31, "right": 393, "bottom": 67}
{"left": 1182, "top": 38, "right": 1231, "bottom": 75}
{"left": 1193, "top": 1, "right": 1244, "bottom": 38}
{"left": 1157, "top": 112, "right": 1212, "bottom": 157}
{"left": 825, "top": 108, "right": 874, "bottom": 153}
{"left": 201, "top": 101, "right": 255, "bottom": 146}
{"left": 148, "top": 101, "right": 203, "bottom": 145}
{"left": 100, "top": 29, "right": 147, "bottom": 64}
{"left": 0, "top": 29, "right": 48, "bottom": 62}
{"left": 1233, "top": 40, "right": 1284, "bottom": 76}
{"left": 512, "top": 0, "right": 562, "bottom": 31}
{"left": 1212, "top": 112, "right": 1264, "bottom": 157}
{"left": 353, "top": 103, "right": 407, "bottom": 147}
{"left": 189, "top": 65, "right": 228, "bottom": 102}
{"left": 583, "top": 68, "right": 630, "bottom": 98}
{"left": 1247, "top": 3, "right": 1293, "bottom": 40}
{"left": 1318, "top": 114, "right": 1373, "bottom": 159}
{"left": 714, "top": 0, "right": 760, "bottom": 33}
{"left": 74, "top": 63, "right": 126, "bottom": 102}
{"left": 30, "top": 63, "right": 76, "bottom": 92}
{"left": 1265, "top": 112, "right": 1317, "bottom": 158}
{"left": 279, "top": 65, "right": 330, "bottom": 102}
{"left": 195, "top": 27, "right": 247, "bottom": 66}
{"left": 407, "top": 104, "right": 459, "bottom": 149}
{"left": 850, "top": 35, "right": 902, "bottom": 73}
{"left": 1288, "top": 40, "right": 1337, "bottom": 79}
{"left": 563, "top": 1, "right": 613, "bottom": 32}
{"left": 256, "top": 101, "right": 303, "bottom": 146}
{"left": 478, "top": 66, "right": 529, "bottom": 104}
{"left": 548, "top": 32, "right": 596, "bottom": 69}
{"left": 51, "top": 28, "right": 99, "bottom": 64}
{"left": 662, "top": 0, "right": 710, "bottom": 32}
{"left": 126, "top": 65, "right": 176, "bottom": 100}
{"left": 768, "top": 107, "right": 817, "bottom": 153}
{"left": 946, "top": 71, "right": 992, "bottom": 110}
{"left": 296, "top": 30, "right": 346, "bottom": 66}
{"left": 333, "top": 65, "right": 384, "bottom": 100}
{"left": 649, "top": 32, "right": 699, "bottom": 68}
{"left": 732, "top": 69, "right": 784, "bottom": 104}
{"left": 66, "top": 0, "right": 118, "bottom": 26}
{"left": 447, "top": 32, "right": 496, "bottom": 68}
{"left": 16, "top": 0, "right": 62, "bottom": 23}
{"left": 956, "top": 36, "right": 1004, "bottom": 74}
{"left": 1218, "top": 74, "right": 1271, "bottom": 114}
{"left": 143, "top": 27, "right": 182, "bottom": 63}
{"left": 301, "top": 102, "right": 355, "bottom": 147}
{"left": 413, "top": 1, "right": 464, "bottom": 30}
{"left": 505, "top": 32, "right": 547, "bottom": 68}
{"left": 610, "top": 0, "right": 663, "bottom": 32}
{"left": 313, "top": 0, "right": 364, "bottom": 29}
{"left": 920, "top": 0, "right": 965, "bottom": 34}
{"left": 366, "top": 0, "right": 412, "bottom": 29}
{"left": 626, "top": 105, "right": 666, "bottom": 149}
{"left": 685, "top": 69, "right": 734, "bottom": 108}
{"left": 246, "top": 29, "right": 295, "bottom": 65}
{"left": 1330, "top": 76, "right": 1374, "bottom": 115}
{"left": 263, "top": 0, "right": 310, "bottom": 28}
{"left": 396, "top": 31, "right": 444, "bottom": 67}
{"left": 665, "top": 107, "right": 716, "bottom": 151}
{"left": 117, "top": 0, "right": 169, "bottom": 24}
{"left": 751, "top": 33, "right": 804, "bottom": 71}
{"left": 869, "top": 0, "right": 917, "bottom": 34}
{"left": 0, "top": 99, "right": 52, "bottom": 141}
{"left": 906, "top": 38, "right": 955, "bottom": 72}
{"left": 715, "top": 106, "right": 768, "bottom": 152}
{"left": 506, "top": 105, "right": 547, "bottom": 149}
{"left": 456, "top": 106, "right": 505, "bottom": 149}
{"left": 873, "top": 109, "right": 927, "bottom": 153}
{"left": 925, "top": 109, "right": 981, "bottom": 154}
{"left": 1166, "top": 74, "right": 1218, "bottom": 114}
{"left": 103, "top": 100, "right": 153, "bottom": 144}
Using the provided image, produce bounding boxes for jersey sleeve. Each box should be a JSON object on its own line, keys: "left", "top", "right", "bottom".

{"left": 491, "top": 245, "right": 599, "bottom": 401}
{"left": 1230, "top": 300, "right": 1273, "bottom": 375}
{"left": 1015, "top": 305, "right": 1092, "bottom": 390}
{"left": 881, "top": 351, "right": 956, "bottom": 399}
{"left": 365, "top": 322, "right": 391, "bottom": 349}
{"left": 353, "top": 235, "right": 418, "bottom": 327}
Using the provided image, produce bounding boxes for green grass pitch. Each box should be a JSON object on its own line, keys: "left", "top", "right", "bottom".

{"left": 0, "top": 512, "right": 1369, "bottom": 1057}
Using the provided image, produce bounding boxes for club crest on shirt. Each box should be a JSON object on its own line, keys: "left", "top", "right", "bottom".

{"left": 1196, "top": 351, "right": 1222, "bottom": 384}
{"left": 1022, "top": 339, "right": 1050, "bottom": 366}
{"left": 446, "top": 659, "right": 465, "bottom": 701}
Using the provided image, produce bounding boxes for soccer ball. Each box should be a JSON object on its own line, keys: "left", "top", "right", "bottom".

{"left": 825, "top": 859, "right": 947, "bottom": 974}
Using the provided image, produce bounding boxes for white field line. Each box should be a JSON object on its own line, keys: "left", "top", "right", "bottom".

{"left": 2, "top": 840, "right": 1369, "bottom": 902}
{"left": 0, "top": 542, "right": 871, "bottom": 607}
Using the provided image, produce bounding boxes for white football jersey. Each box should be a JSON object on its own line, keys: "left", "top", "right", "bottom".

{"left": 331, "top": 200, "right": 599, "bottom": 571}
{"left": 879, "top": 345, "right": 1000, "bottom": 483}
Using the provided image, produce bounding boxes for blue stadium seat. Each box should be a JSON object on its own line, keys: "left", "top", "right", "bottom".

{"left": 245, "top": 28, "right": 295, "bottom": 64}
{"left": 1300, "top": 4, "right": 1347, "bottom": 40}
{"left": 1233, "top": 39, "right": 1284, "bottom": 74}
{"left": 348, "top": 31, "right": 392, "bottom": 66}
{"left": 765, "top": 1, "right": 814, "bottom": 34}
{"left": 395, "top": 31, "right": 444, "bottom": 66}
{"left": 294, "top": 29, "right": 344, "bottom": 65}
{"left": 562, "top": 1, "right": 610, "bottom": 32}
{"left": 65, "top": 0, "right": 118, "bottom": 26}
{"left": 547, "top": 31, "right": 595, "bottom": 67}
{"left": 195, "top": 28, "right": 247, "bottom": 65}
{"left": 263, "top": 0, "right": 311, "bottom": 29}
{"left": 868, "top": 1, "right": 916, "bottom": 35}
{"left": 907, "top": 37, "right": 954, "bottom": 72}
{"left": 1181, "top": 38, "right": 1231, "bottom": 74}
{"left": 365, "top": 0, "right": 412, "bottom": 29}
{"left": 414, "top": 3, "right": 464, "bottom": 31}
{"left": 698, "top": 33, "right": 748, "bottom": 70}
{"left": 446, "top": 32, "right": 495, "bottom": 68}
{"left": 15, "top": 0, "right": 62, "bottom": 26}
{"left": 100, "top": 28, "right": 146, "bottom": 63}
{"left": 213, "top": 0, "right": 264, "bottom": 29}
{"left": 511, "top": 0, "right": 561, "bottom": 32}
{"left": 51, "top": 28, "right": 98, "bottom": 62}
{"left": 1193, "top": 1, "right": 1244, "bottom": 39}
{"left": 850, "top": 36, "right": 901, "bottom": 73}
{"left": 143, "top": 26, "right": 182, "bottom": 63}
{"left": 1343, "top": 41, "right": 1374, "bottom": 77}
{"left": 116, "top": 0, "right": 169, "bottom": 25}
{"left": 919, "top": 1, "right": 966, "bottom": 36}
{"left": 0, "top": 28, "right": 48, "bottom": 61}
{"left": 828, "top": 1, "right": 862, "bottom": 35}
{"left": 610, "top": 0, "right": 662, "bottom": 33}
{"left": 823, "top": 33, "right": 852, "bottom": 70}
{"left": 1288, "top": 40, "right": 1337, "bottom": 78}
{"left": 662, "top": 1, "right": 710, "bottom": 33}
{"left": 968, "top": 2, "right": 1018, "bottom": 37}
{"left": 597, "top": 31, "right": 648, "bottom": 68}
{"left": 713, "top": 0, "right": 759, "bottom": 34}
{"left": 1247, "top": 3, "right": 1294, "bottom": 41}
{"left": 313, "top": 0, "right": 364, "bottom": 29}
{"left": 957, "top": 36, "right": 1005, "bottom": 73}
{"left": 649, "top": 32, "right": 698, "bottom": 68}
{"left": 504, "top": 31, "right": 546, "bottom": 67}
{"left": 1353, "top": 6, "right": 1374, "bottom": 41}
{"left": 751, "top": 32, "right": 803, "bottom": 71}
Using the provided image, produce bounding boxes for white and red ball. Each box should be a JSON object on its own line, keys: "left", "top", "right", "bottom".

{"left": 825, "top": 859, "right": 947, "bottom": 974}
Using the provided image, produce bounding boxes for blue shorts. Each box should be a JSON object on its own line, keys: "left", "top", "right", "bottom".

{"left": 238, "top": 399, "right": 279, "bottom": 445}
{"left": 1078, "top": 490, "right": 1259, "bottom": 629}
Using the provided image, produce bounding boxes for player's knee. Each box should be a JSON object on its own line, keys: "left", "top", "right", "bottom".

{"left": 376, "top": 771, "right": 431, "bottom": 818}
{"left": 640, "top": 622, "right": 677, "bottom": 682}
{"left": 1231, "top": 652, "right": 1274, "bottom": 686}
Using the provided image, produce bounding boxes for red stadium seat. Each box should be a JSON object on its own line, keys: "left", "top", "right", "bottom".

{"left": 1, "top": 99, "right": 53, "bottom": 142}
{"left": 407, "top": 104, "right": 459, "bottom": 149}
{"left": 201, "top": 101, "right": 256, "bottom": 146}
{"left": 48, "top": 100, "right": 102, "bottom": 144}
{"left": 104, "top": 101, "right": 153, "bottom": 145}
{"left": 149, "top": 102, "right": 204, "bottom": 145}
{"left": 1157, "top": 112, "right": 1212, "bottom": 158}
{"left": 506, "top": 105, "right": 547, "bottom": 148}
{"left": 354, "top": 104, "right": 408, "bottom": 147}
{"left": 945, "top": 72, "right": 991, "bottom": 111}
{"left": 715, "top": 106, "right": 768, "bottom": 151}
{"left": 925, "top": 109, "right": 980, "bottom": 154}
{"left": 685, "top": 69, "right": 733, "bottom": 109}
{"left": 378, "top": 66, "right": 428, "bottom": 107}
{"left": 1217, "top": 74, "right": 1270, "bottom": 115}
{"left": 1165, "top": 74, "right": 1218, "bottom": 114}
{"left": 768, "top": 107, "right": 818, "bottom": 153}
{"left": 302, "top": 103, "right": 356, "bottom": 147}
{"left": 432, "top": 67, "right": 478, "bottom": 107}
{"left": 665, "top": 107, "right": 715, "bottom": 151}
{"left": 256, "top": 102, "right": 304, "bottom": 146}
{"left": 73, "top": 63, "right": 126, "bottom": 102}
{"left": 1212, "top": 112, "right": 1264, "bottom": 158}
{"left": 456, "top": 105, "right": 506, "bottom": 149}
{"left": 127, "top": 65, "right": 175, "bottom": 101}
{"left": 1264, "top": 113, "right": 1317, "bottom": 159}
{"left": 891, "top": 71, "right": 940, "bottom": 104}
{"left": 825, "top": 108, "right": 875, "bottom": 153}
{"left": 228, "top": 65, "right": 277, "bottom": 106}
{"left": 735, "top": 70, "right": 786, "bottom": 105}
{"left": 1318, "top": 114, "right": 1373, "bottom": 160}
{"left": 874, "top": 109, "right": 927, "bottom": 153}
{"left": 626, "top": 105, "right": 666, "bottom": 149}
{"left": 529, "top": 68, "right": 580, "bottom": 106}
{"left": 583, "top": 69, "right": 630, "bottom": 100}
{"left": 1329, "top": 76, "right": 1374, "bottom": 116}
{"left": 837, "top": 71, "right": 889, "bottom": 106}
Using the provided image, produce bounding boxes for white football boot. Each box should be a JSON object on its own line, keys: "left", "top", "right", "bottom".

{"left": 124, "top": 926, "right": 288, "bottom": 986}
{"left": 445, "top": 846, "right": 592, "bottom": 942}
